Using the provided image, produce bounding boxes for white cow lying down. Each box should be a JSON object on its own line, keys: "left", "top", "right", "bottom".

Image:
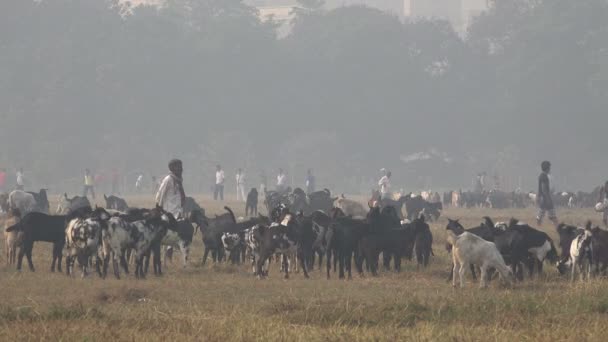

{"left": 446, "top": 230, "right": 514, "bottom": 288}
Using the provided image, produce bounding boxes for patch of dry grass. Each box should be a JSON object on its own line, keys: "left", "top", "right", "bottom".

{"left": 0, "top": 196, "right": 607, "bottom": 341}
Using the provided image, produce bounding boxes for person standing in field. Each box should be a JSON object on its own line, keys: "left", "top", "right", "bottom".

{"left": 214, "top": 164, "right": 225, "bottom": 201}
{"left": 236, "top": 168, "right": 246, "bottom": 202}
{"left": 305, "top": 168, "right": 316, "bottom": 195}
{"left": 83, "top": 168, "right": 95, "bottom": 199}
{"left": 537, "top": 161, "right": 557, "bottom": 226}
{"left": 16, "top": 168, "right": 24, "bottom": 191}
{"left": 156, "top": 159, "right": 186, "bottom": 219}
{"left": 378, "top": 171, "right": 392, "bottom": 200}
{"left": 276, "top": 168, "right": 287, "bottom": 194}
{"left": 135, "top": 173, "right": 144, "bottom": 193}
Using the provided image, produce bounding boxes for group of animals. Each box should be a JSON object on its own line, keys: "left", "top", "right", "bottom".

{"left": 444, "top": 189, "right": 600, "bottom": 209}
{"left": 1, "top": 187, "right": 606, "bottom": 288}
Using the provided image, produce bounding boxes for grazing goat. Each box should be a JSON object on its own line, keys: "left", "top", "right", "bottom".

{"left": 65, "top": 207, "right": 110, "bottom": 277}
{"left": 567, "top": 223, "right": 594, "bottom": 282}
{"left": 446, "top": 227, "right": 513, "bottom": 288}
{"left": 4, "top": 208, "right": 21, "bottom": 265}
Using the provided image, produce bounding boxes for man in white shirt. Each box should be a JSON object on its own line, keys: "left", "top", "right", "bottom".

{"left": 276, "top": 168, "right": 287, "bottom": 193}
{"left": 378, "top": 171, "right": 392, "bottom": 200}
{"left": 156, "top": 159, "right": 186, "bottom": 219}
{"left": 214, "top": 164, "right": 225, "bottom": 201}
{"left": 16, "top": 168, "right": 24, "bottom": 191}
{"left": 236, "top": 168, "right": 246, "bottom": 202}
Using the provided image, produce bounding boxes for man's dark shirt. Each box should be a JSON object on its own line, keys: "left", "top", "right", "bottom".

{"left": 538, "top": 172, "right": 553, "bottom": 209}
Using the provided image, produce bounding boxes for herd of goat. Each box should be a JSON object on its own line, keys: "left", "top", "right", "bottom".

{"left": 0, "top": 187, "right": 606, "bottom": 288}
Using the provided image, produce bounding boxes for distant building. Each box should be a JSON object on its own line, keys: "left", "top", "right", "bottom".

{"left": 325, "top": 0, "right": 405, "bottom": 18}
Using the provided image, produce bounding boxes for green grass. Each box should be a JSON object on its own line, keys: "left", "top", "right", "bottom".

{"left": 0, "top": 196, "right": 607, "bottom": 341}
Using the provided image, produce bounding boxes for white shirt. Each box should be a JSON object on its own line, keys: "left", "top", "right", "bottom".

{"left": 378, "top": 176, "right": 391, "bottom": 195}
{"left": 236, "top": 173, "right": 245, "bottom": 185}
{"left": 155, "top": 174, "right": 183, "bottom": 218}
{"left": 136, "top": 175, "right": 143, "bottom": 187}
{"left": 277, "top": 173, "right": 286, "bottom": 186}
{"left": 215, "top": 170, "right": 225, "bottom": 185}
{"left": 16, "top": 172, "right": 24, "bottom": 186}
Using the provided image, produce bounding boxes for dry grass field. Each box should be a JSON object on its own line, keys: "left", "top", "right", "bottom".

{"left": 1, "top": 195, "right": 607, "bottom": 341}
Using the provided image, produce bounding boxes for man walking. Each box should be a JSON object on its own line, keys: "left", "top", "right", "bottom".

{"left": 16, "top": 168, "right": 24, "bottom": 191}
{"left": 214, "top": 164, "right": 225, "bottom": 201}
{"left": 156, "top": 159, "right": 186, "bottom": 219}
{"left": 236, "top": 168, "right": 246, "bottom": 202}
{"left": 537, "top": 161, "right": 557, "bottom": 226}
{"left": 276, "top": 168, "right": 287, "bottom": 194}
{"left": 378, "top": 171, "right": 392, "bottom": 200}
{"left": 83, "top": 169, "right": 95, "bottom": 199}
{"left": 305, "top": 168, "right": 316, "bottom": 194}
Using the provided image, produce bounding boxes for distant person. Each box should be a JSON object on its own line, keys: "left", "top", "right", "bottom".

{"left": 156, "top": 159, "right": 186, "bottom": 218}
{"left": 276, "top": 168, "right": 287, "bottom": 193}
{"left": 83, "top": 168, "right": 96, "bottom": 199}
{"left": 214, "top": 164, "right": 225, "bottom": 201}
{"left": 111, "top": 169, "right": 120, "bottom": 195}
{"left": 305, "top": 169, "right": 316, "bottom": 194}
{"left": 236, "top": 168, "right": 246, "bottom": 202}
{"left": 537, "top": 161, "right": 557, "bottom": 226}
{"left": 473, "top": 172, "right": 486, "bottom": 193}
{"left": 0, "top": 168, "right": 6, "bottom": 193}
{"left": 599, "top": 181, "right": 608, "bottom": 226}
{"left": 378, "top": 171, "right": 392, "bottom": 200}
{"left": 135, "top": 173, "right": 144, "bottom": 193}
{"left": 16, "top": 168, "right": 24, "bottom": 191}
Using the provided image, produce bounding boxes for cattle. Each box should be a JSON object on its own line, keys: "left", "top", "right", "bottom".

{"left": 161, "top": 219, "right": 194, "bottom": 267}
{"left": 556, "top": 223, "right": 583, "bottom": 269}
{"left": 591, "top": 226, "right": 608, "bottom": 275}
{"left": 358, "top": 206, "right": 402, "bottom": 276}
{"left": 221, "top": 232, "right": 245, "bottom": 264}
{"left": 104, "top": 194, "right": 129, "bottom": 212}
{"left": 565, "top": 226, "right": 594, "bottom": 282}
{"left": 65, "top": 207, "right": 111, "bottom": 277}
{"left": 6, "top": 206, "right": 92, "bottom": 272}
{"left": 56, "top": 193, "right": 91, "bottom": 214}
{"left": 4, "top": 208, "right": 22, "bottom": 265}
{"left": 445, "top": 217, "right": 502, "bottom": 281}
{"left": 446, "top": 227, "right": 514, "bottom": 288}
{"left": 288, "top": 188, "right": 308, "bottom": 214}
{"left": 335, "top": 195, "right": 367, "bottom": 218}
{"left": 184, "top": 196, "right": 203, "bottom": 216}
{"left": 8, "top": 190, "right": 38, "bottom": 215}
{"left": 100, "top": 207, "right": 177, "bottom": 279}
{"left": 246, "top": 188, "right": 258, "bottom": 217}
{"left": 307, "top": 189, "right": 337, "bottom": 214}
{"left": 323, "top": 215, "right": 368, "bottom": 279}
{"left": 27, "top": 189, "right": 49, "bottom": 213}
{"left": 413, "top": 214, "right": 433, "bottom": 268}
{"left": 496, "top": 219, "right": 558, "bottom": 280}
{"left": 201, "top": 207, "right": 237, "bottom": 264}
{"left": 250, "top": 213, "right": 310, "bottom": 279}
{"left": 264, "top": 190, "right": 289, "bottom": 215}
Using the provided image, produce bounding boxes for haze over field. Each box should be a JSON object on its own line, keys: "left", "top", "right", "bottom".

{"left": 1, "top": 0, "right": 607, "bottom": 194}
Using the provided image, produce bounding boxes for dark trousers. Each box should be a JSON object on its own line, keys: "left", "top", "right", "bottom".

{"left": 214, "top": 184, "right": 224, "bottom": 200}
{"left": 83, "top": 185, "right": 95, "bottom": 199}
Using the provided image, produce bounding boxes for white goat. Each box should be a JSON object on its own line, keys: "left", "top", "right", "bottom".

{"left": 446, "top": 230, "right": 513, "bottom": 288}
{"left": 569, "top": 229, "right": 593, "bottom": 282}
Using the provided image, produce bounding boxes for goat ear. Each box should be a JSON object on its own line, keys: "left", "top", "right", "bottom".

{"left": 585, "top": 221, "right": 592, "bottom": 230}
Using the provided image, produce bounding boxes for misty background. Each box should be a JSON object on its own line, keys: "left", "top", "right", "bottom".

{"left": 0, "top": 0, "right": 607, "bottom": 196}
